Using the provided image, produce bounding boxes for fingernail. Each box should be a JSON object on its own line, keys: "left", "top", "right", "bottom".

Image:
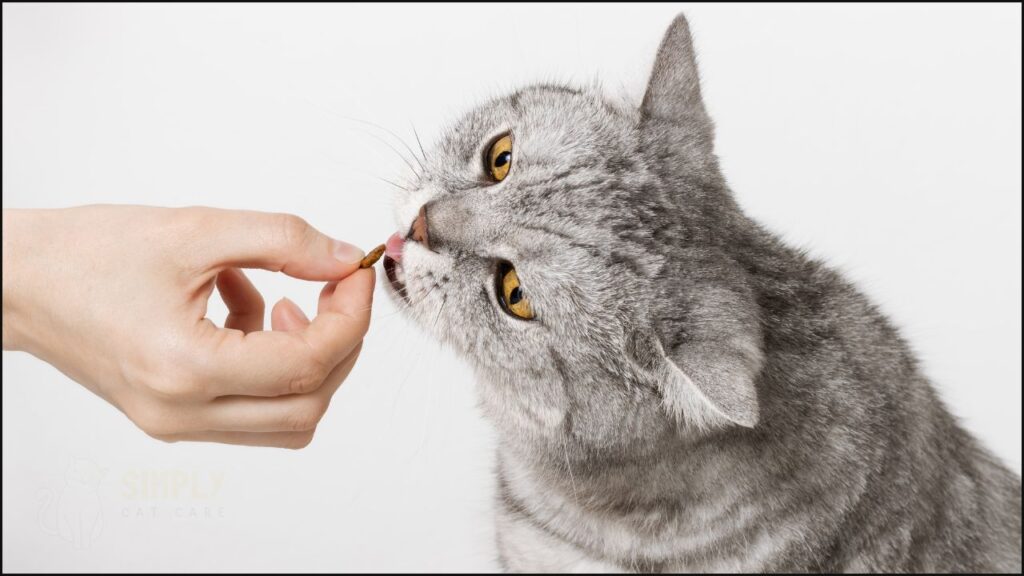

{"left": 332, "top": 240, "right": 364, "bottom": 264}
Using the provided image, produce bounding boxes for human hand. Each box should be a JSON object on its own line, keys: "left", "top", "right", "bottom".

{"left": 2, "top": 205, "right": 373, "bottom": 448}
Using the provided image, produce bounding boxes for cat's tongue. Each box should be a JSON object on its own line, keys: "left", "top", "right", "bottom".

{"left": 385, "top": 231, "right": 405, "bottom": 263}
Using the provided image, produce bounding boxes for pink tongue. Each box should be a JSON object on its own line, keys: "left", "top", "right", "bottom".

{"left": 385, "top": 231, "right": 405, "bottom": 263}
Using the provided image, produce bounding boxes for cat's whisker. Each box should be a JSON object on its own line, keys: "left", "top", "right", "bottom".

{"left": 372, "top": 175, "right": 411, "bottom": 192}
{"left": 356, "top": 293, "right": 416, "bottom": 319}
{"left": 411, "top": 122, "right": 429, "bottom": 166}
{"left": 407, "top": 296, "right": 446, "bottom": 462}
{"left": 352, "top": 126, "right": 421, "bottom": 179}
{"left": 299, "top": 97, "right": 423, "bottom": 179}
{"left": 337, "top": 115, "right": 426, "bottom": 177}
{"left": 429, "top": 294, "right": 446, "bottom": 330}
{"left": 379, "top": 278, "right": 443, "bottom": 415}
{"left": 390, "top": 325, "right": 428, "bottom": 416}
{"left": 314, "top": 150, "right": 413, "bottom": 195}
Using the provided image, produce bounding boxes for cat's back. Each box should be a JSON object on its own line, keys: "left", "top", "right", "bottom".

{"left": 747, "top": 235, "right": 1022, "bottom": 572}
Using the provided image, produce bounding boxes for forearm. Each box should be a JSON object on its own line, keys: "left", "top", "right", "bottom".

{"left": 2, "top": 208, "right": 70, "bottom": 357}
{"left": 2, "top": 208, "right": 36, "bottom": 352}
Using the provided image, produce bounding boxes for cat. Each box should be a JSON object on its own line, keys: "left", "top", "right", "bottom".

{"left": 380, "top": 13, "right": 1022, "bottom": 573}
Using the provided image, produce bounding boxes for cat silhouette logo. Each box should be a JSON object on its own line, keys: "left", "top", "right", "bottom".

{"left": 37, "top": 457, "right": 106, "bottom": 549}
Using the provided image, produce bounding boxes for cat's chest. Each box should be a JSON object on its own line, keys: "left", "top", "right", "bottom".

{"left": 495, "top": 456, "right": 799, "bottom": 572}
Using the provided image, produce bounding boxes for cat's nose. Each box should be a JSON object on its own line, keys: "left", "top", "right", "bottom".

{"left": 406, "top": 204, "right": 430, "bottom": 249}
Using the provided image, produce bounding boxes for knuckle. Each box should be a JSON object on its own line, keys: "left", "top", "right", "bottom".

{"left": 285, "top": 345, "right": 328, "bottom": 395}
{"left": 250, "top": 292, "right": 267, "bottom": 314}
{"left": 285, "top": 401, "right": 327, "bottom": 432}
{"left": 168, "top": 207, "right": 211, "bottom": 247}
{"left": 275, "top": 213, "right": 312, "bottom": 249}
{"left": 146, "top": 367, "right": 203, "bottom": 399}
{"left": 332, "top": 307, "right": 371, "bottom": 340}
{"left": 285, "top": 410, "right": 314, "bottom": 432}
{"left": 285, "top": 366, "right": 319, "bottom": 395}
{"left": 139, "top": 348, "right": 211, "bottom": 400}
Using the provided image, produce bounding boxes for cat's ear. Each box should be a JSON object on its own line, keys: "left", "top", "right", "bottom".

{"left": 641, "top": 14, "right": 710, "bottom": 125}
{"left": 627, "top": 303, "right": 762, "bottom": 430}
{"left": 656, "top": 337, "right": 761, "bottom": 430}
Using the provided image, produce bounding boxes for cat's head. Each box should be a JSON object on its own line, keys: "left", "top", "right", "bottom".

{"left": 384, "top": 15, "right": 763, "bottom": 454}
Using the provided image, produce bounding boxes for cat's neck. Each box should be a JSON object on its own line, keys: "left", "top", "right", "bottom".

{"left": 494, "top": 422, "right": 785, "bottom": 564}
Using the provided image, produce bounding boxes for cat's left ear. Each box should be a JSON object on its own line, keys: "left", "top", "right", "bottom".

{"left": 641, "top": 14, "right": 711, "bottom": 127}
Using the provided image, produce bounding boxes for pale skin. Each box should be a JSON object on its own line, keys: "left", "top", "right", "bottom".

{"left": 1, "top": 205, "right": 375, "bottom": 449}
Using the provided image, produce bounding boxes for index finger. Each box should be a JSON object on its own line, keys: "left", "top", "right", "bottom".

{"left": 181, "top": 207, "right": 366, "bottom": 281}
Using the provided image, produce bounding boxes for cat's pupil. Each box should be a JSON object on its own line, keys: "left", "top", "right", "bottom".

{"left": 509, "top": 286, "right": 522, "bottom": 305}
{"left": 494, "top": 151, "right": 511, "bottom": 168}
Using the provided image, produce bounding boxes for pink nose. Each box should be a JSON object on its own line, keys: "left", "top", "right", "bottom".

{"left": 408, "top": 204, "right": 430, "bottom": 249}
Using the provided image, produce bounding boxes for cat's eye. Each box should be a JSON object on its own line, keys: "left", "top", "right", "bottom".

{"left": 496, "top": 261, "right": 534, "bottom": 320}
{"left": 486, "top": 134, "right": 513, "bottom": 182}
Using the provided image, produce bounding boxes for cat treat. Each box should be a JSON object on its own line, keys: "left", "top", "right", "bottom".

{"left": 359, "top": 244, "right": 386, "bottom": 269}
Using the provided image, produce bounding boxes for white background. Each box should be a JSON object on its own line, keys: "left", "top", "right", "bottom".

{"left": 2, "top": 3, "right": 1020, "bottom": 572}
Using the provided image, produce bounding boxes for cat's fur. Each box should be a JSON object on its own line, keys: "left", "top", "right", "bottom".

{"left": 384, "top": 14, "right": 1022, "bottom": 572}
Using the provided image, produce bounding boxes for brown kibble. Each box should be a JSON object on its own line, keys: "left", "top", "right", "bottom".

{"left": 359, "top": 244, "right": 386, "bottom": 269}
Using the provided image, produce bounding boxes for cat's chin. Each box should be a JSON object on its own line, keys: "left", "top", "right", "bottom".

{"left": 383, "top": 255, "right": 409, "bottom": 303}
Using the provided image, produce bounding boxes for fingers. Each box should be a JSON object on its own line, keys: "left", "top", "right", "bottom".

{"left": 185, "top": 208, "right": 366, "bottom": 281}
{"left": 216, "top": 268, "right": 265, "bottom": 333}
{"left": 134, "top": 342, "right": 361, "bottom": 440}
{"left": 271, "top": 297, "right": 310, "bottom": 332}
{"left": 194, "top": 269, "right": 373, "bottom": 397}
{"left": 118, "top": 207, "right": 378, "bottom": 449}
{"left": 156, "top": 430, "right": 316, "bottom": 450}
{"left": 318, "top": 281, "right": 339, "bottom": 312}
{"left": 199, "top": 342, "right": 361, "bottom": 433}
{"left": 304, "top": 268, "right": 374, "bottom": 365}
{"left": 193, "top": 328, "right": 334, "bottom": 397}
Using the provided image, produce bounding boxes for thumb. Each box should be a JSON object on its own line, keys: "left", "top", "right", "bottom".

{"left": 195, "top": 208, "right": 365, "bottom": 280}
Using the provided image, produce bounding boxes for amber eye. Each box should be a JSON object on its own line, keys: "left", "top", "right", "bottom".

{"left": 495, "top": 261, "right": 534, "bottom": 320}
{"left": 486, "top": 134, "right": 513, "bottom": 182}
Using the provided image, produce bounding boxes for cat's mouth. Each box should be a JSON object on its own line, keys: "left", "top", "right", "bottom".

{"left": 383, "top": 255, "right": 408, "bottom": 303}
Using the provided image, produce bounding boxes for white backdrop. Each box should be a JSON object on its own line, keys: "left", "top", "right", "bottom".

{"left": 3, "top": 3, "right": 1020, "bottom": 572}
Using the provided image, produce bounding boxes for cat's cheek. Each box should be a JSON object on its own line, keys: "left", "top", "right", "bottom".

{"left": 388, "top": 249, "right": 461, "bottom": 339}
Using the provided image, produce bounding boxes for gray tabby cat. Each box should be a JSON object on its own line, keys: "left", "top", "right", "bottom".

{"left": 381, "top": 14, "right": 1022, "bottom": 573}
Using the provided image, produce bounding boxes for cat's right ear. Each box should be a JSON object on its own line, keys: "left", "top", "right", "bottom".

{"left": 627, "top": 329, "right": 760, "bottom": 432}
{"left": 640, "top": 14, "right": 711, "bottom": 127}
